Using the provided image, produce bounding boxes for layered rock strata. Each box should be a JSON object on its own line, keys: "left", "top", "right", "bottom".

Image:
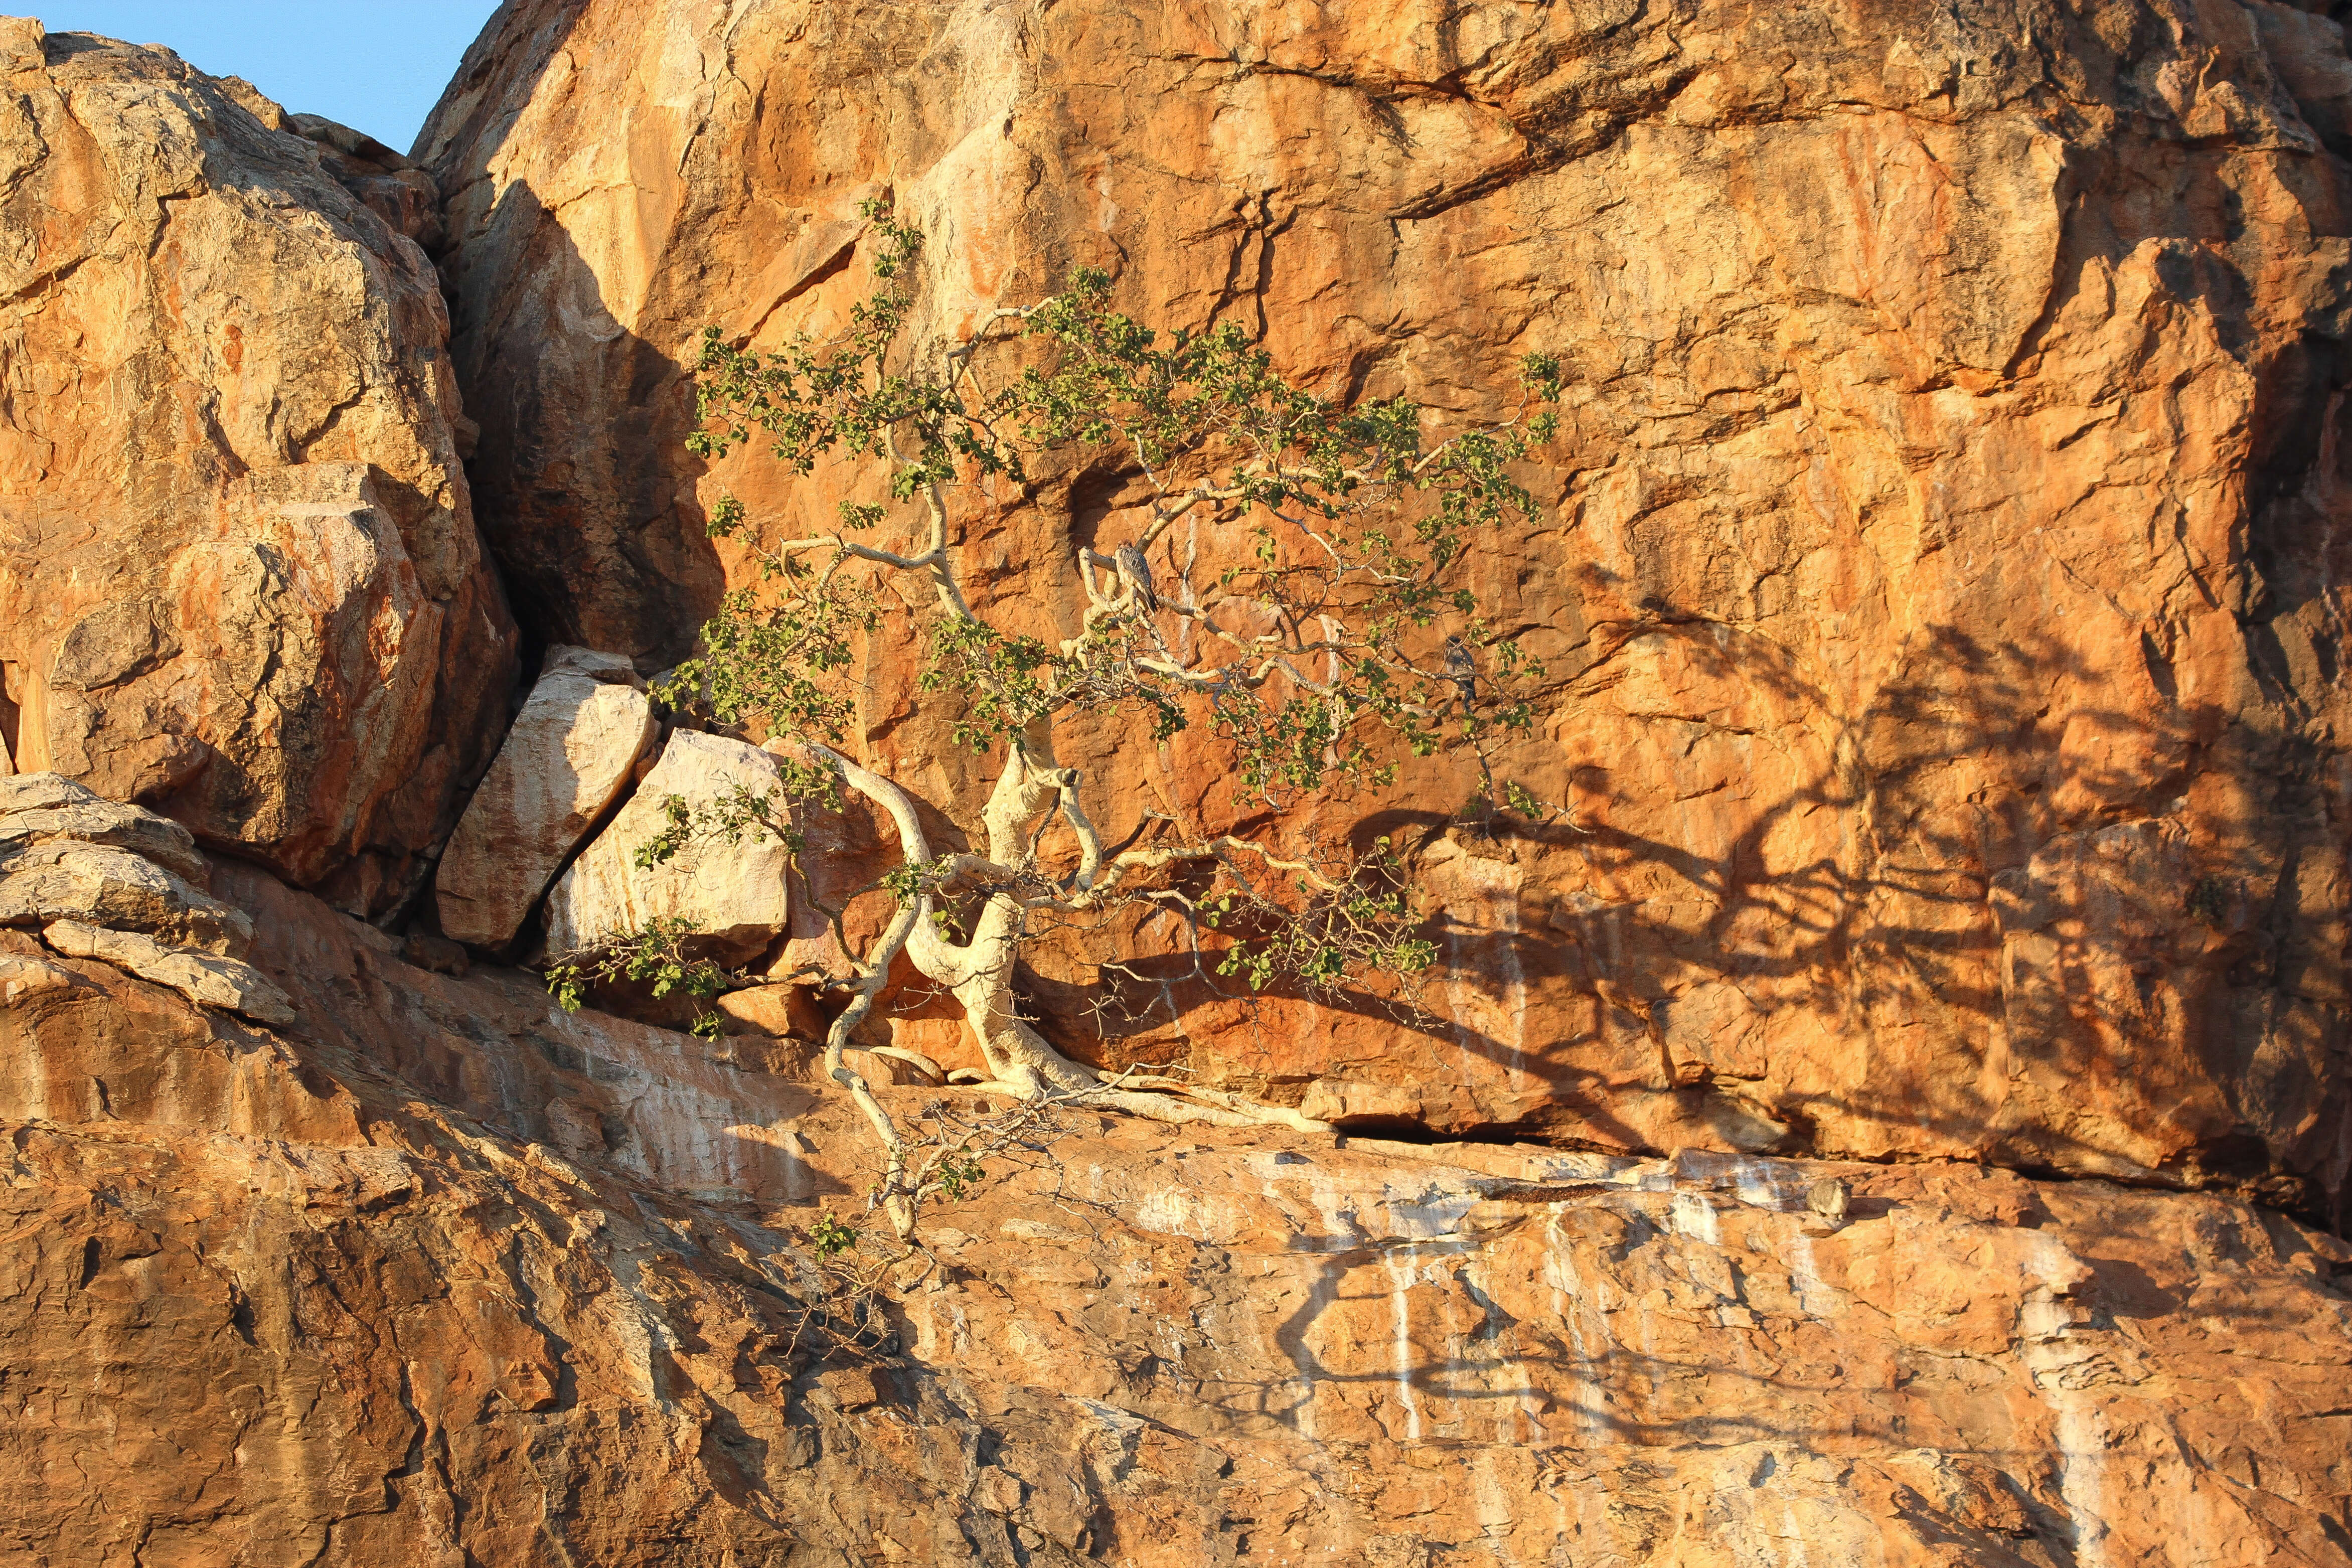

{"left": 0, "top": 772, "right": 292, "bottom": 1025}
{"left": 434, "top": 646, "right": 656, "bottom": 950}
{"left": 0, "top": 21, "right": 516, "bottom": 912}
{"left": 421, "top": 0, "right": 2352, "bottom": 1218}
{"left": 0, "top": 858, "right": 2342, "bottom": 1564}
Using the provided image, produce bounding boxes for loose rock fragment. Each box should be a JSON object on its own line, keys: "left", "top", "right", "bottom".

{"left": 0, "top": 841, "right": 252, "bottom": 956}
{"left": 0, "top": 773, "right": 208, "bottom": 884}
{"left": 40, "top": 919, "right": 295, "bottom": 1027}
{"left": 542, "top": 730, "right": 792, "bottom": 965}
{"left": 435, "top": 647, "right": 657, "bottom": 949}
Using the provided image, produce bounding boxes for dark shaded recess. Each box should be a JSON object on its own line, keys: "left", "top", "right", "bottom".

{"left": 0, "top": 667, "right": 20, "bottom": 767}
{"left": 418, "top": 0, "right": 724, "bottom": 665}
{"left": 444, "top": 176, "right": 722, "bottom": 664}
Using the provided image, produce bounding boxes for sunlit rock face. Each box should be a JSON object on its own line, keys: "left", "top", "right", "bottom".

{"left": 0, "top": 771, "right": 294, "bottom": 1022}
{"left": 421, "top": 0, "right": 2352, "bottom": 1218}
{"left": 0, "top": 20, "right": 517, "bottom": 914}
{"left": 0, "top": 858, "right": 2343, "bottom": 1564}
{"left": 5, "top": 6, "right": 2347, "bottom": 1563}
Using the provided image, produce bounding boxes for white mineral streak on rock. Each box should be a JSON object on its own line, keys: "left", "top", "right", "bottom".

{"left": 1383, "top": 1244, "right": 1428, "bottom": 1443}
{"left": 1541, "top": 1208, "right": 1614, "bottom": 1444}
{"left": 435, "top": 647, "right": 655, "bottom": 948}
{"left": 2024, "top": 1231, "right": 2114, "bottom": 1568}
{"left": 1670, "top": 1189, "right": 1724, "bottom": 1245}
{"left": 542, "top": 729, "right": 791, "bottom": 964}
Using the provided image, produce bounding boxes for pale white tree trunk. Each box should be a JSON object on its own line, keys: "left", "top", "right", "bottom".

{"left": 809, "top": 738, "right": 1331, "bottom": 1145}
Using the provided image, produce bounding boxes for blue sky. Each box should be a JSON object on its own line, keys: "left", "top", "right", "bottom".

{"left": 24, "top": 3, "right": 504, "bottom": 155}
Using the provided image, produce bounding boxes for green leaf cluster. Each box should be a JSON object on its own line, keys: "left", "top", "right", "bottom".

{"left": 546, "top": 914, "right": 733, "bottom": 1038}
{"left": 661, "top": 195, "right": 1562, "bottom": 1008}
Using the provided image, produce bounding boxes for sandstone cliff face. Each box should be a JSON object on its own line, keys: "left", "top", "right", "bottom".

{"left": 0, "top": 21, "right": 516, "bottom": 913}
{"left": 8, "top": 5, "right": 2352, "bottom": 1563}
{"left": 4, "top": 854, "right": 2345, "bottom": 1564}
{"left": 422, "top": 0, "right": 2352, "bottom": 1218}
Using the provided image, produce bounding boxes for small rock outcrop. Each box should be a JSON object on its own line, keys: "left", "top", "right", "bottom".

{"left": 711, "top": 979, "right": 826, "bottom": 1040}
{"left": 0, "top": 20, "right": 517, "bottom": 914}
{"left": 0, "top": 773, "right": 290, "bottom": 1025}
{"left": 39, "top": 918, "right": 293, "bottom": 1027}
{"left": 285, "top": 111, "right": 447, "bottom": 253}
{"left": 0, "top": 771, "right": 212, "bottom": 883}
{"left": 434, "top": 647, "right": 656, "bottom": 950}
{"left": 541, "top": 728, "right": 791, "bottom": 964}
{"left": 0, "top": 841, "right": 248, "bottom": 956}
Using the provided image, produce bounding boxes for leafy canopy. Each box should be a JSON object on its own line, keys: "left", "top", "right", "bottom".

{"left": 556, "top": 196, "right": 1561, "bottom": 1040}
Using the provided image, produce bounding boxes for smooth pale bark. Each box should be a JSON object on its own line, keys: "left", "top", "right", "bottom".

{"left": 799, "top": 738, "right": 1333, "bottom": 1184}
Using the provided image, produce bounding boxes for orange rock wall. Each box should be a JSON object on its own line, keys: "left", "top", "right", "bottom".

{"left": 6, "top": 9, "right": 2351, "bottom": 1563}
{"left": 423, "top": 0, "right": 2352, "bottom": 1221}
{"left": 6, "top": 867, "right": 2345, "bottom": 1565}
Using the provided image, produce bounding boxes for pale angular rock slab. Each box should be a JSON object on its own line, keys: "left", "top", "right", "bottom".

{"left": 0, "top": 775, "right": 252, "bottom": 966}
{"left": 0, "top": 840, "right": 251, "bottom": 956}
{"left": 434, "top": 647, "right": 657, "bottom": 949}
{"left": 40, "top": 919, "right": 294, "bottom": 1028}
{"left": 542, "top": 730, "right": 790, "bottom": 964}
{"left": 0, "top": 772, "right": 281, "bottom": 1021}
{"left": 1, "top": 772, "right": 208, "bottom": 884}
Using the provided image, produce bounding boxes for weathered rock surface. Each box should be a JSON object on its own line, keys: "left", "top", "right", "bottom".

{"left": 0, "top": 20, "right": 516, "bottom": 912}
{"left": 6, "top": 5, "right": 2350, "bottom": 1562}
{"left": 434, "top": 646, "right": 656, "bottom": 950}
{"left": 541, "top": 727, "right": 792, "bottom": 964}
{"left": 287, "top": 112, "right": 449, "bottom": 254}
{"left": 424, "top": 0, "right": 2352, "bottom": 1220}
{"left": 0, "top": 840, "right": 250, "bottom": 955}
{"left": 0, "top": 858, "right": 2341, "bottom": 1565}
{"left": 39, "top": 918, "right": 293, "bottom": 1025}
{"left": 713, "top": 977, "right": 828, "bottom": 1041}
{"left": 0, "top": 773, "right": 293, "bottom": 1026}
{"left": 0, "top": 770, "right": 208, "bottom": 883}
